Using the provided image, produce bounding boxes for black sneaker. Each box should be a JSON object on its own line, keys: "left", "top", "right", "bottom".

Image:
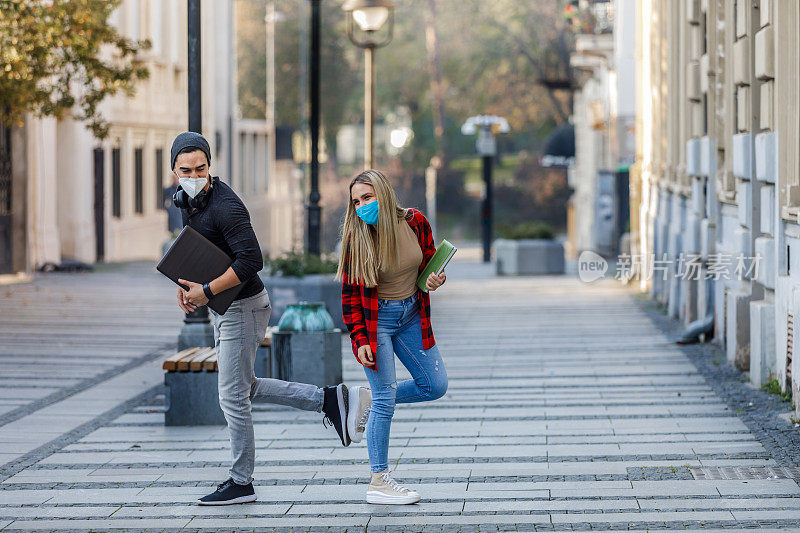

{"left": 198, "top": 478, "right": 257, "bottom": 506}
{"left": 322, "top": 384, "right": 350, "bottom": 447}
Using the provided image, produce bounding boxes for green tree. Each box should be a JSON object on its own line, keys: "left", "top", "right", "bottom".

{"left": 238, "top": 1, "right": 577, "bottom": 244}
{"left": 236, "top": 0, "right": 359, "bottom": 154}
{"left": 0, "top": 0, "right": 149, "bottom": 138}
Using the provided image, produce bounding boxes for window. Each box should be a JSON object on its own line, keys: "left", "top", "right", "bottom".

{"left": 701, "top": 11, "right": 707, "bottom": 55}
{"left": 134, "top": 148, "right": 143, "bottom": 214}
{"left": 251, "top": 135, "right": 258, "bottom": 194}
{"left": 238, "top": 131, "right": 246, "bottom": 192}
{"left": 112, "top": 148, "right": 121, "bottom": 218}
{"left": 155, "top": 148, "right": 164, "bottom": 210}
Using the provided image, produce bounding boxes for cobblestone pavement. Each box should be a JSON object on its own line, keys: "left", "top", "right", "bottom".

{"left": 2, "top": 257, "right": 800, "bottom": 531}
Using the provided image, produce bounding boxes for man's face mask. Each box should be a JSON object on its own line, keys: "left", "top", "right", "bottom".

{"left": 176, "top": 172, "right": 208, "bottom": 199}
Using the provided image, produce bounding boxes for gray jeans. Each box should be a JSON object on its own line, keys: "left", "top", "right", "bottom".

{"left": 210, "top": 289, "right": 324, "bottom": 485}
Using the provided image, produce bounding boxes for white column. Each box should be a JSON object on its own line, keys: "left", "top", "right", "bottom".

{"left": 26, "top": 117, "right": 61, "bottom": 268}
{"left": 56, "top": 118, "right": 96, "bottom": 262}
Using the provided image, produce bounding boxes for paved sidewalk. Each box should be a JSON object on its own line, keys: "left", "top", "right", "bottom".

{"left": 2, "top": 257, "right": 800, "bottom": 530}
{"left": 0, "top": 262, "right": 179, "bottom": 473}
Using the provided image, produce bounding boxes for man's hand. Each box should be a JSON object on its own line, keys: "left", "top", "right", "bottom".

{"left": 426, "top": 271, "right": 446, "bottom": 292}
{"left": 357, "top": 344, "right": 375, "bottom": 366}
{"left": 177, "top": 287, "right": 195, "bottom": 313}
{"left": 178, "top": 278, "right": 209, "bottom": 308}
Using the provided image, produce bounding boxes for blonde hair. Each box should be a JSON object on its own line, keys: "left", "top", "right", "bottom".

{"left": 335, "top": 169, "right": 408, "bottom": 287}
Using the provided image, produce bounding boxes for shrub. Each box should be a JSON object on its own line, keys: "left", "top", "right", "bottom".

{"left": 265, "top": 250, "right": 338, "bottom": 277}
{"left": 497, "top": 221, "right": 555, "bottom": 240}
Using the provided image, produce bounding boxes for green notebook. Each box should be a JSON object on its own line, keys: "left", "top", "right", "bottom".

{"left": 416, "top": 239, "right": 458, "bottom": 292}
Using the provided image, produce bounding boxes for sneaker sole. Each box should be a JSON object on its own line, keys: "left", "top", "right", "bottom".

{"left": 366, "top": 491, "right": 421, "bottom": 505}
{"left": 337, "top": 384, "right": 351, "bottom": 447}
{"left": 347, "top": 386, "right": 364, "bottom": 444}
{"left": 197, "top": 493, "right": 257, "bottom": 506}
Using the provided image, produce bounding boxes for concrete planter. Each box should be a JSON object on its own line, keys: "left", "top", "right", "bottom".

{"left": 271, "top": 330, "right": 342, "bottom": 387}
{"left": 164, "top": 372, "right": 225, "bottom": 426}
{"left": 259, "top": 273, "right": 344, "bottom": 330}
{"left": 495, "top": 239, "right": 565, "bottom": 275}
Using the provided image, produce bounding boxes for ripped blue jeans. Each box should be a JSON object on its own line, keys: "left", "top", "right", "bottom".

{"left": 363, "top": 293, "right": 448, "bottom": 473}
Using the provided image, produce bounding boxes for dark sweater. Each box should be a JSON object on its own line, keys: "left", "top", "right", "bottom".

{"left": 181, "top": 177, "right": 264, "bottom": 301}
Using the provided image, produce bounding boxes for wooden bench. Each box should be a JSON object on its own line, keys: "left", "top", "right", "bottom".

{"left": 163, "top": 330, "right": 275, "bottom": 426}
{"left": 162, "top": 347, "right": 219, "bottom": 372}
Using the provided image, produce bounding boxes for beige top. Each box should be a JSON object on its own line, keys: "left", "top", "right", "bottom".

{"left": 378, "top": 221, "right": 423, "bottom": 300}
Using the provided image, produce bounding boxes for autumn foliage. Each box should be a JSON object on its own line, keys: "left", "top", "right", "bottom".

{"left": 0, "top": 0, "right": 150, "bottom": 138}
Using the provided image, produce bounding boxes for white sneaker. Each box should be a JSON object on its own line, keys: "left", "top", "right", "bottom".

{"left": 366, "top": 471, "right": 421, "bottom": 505}
{"left": 347, "top": 386, "right": 371, "bottom": 444}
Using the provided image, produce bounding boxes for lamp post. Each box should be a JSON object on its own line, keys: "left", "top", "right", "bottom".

{"left": 461, "top": 115, "right": 510, "bottom": 263}
{"left": 178, "top": 0, "right": 215, "bottom": 350}
{"left": 342, "top": 0, "right": 395, "bottom": 169}
{"left": 307, "top": 0, "right": 321, "bottom": 256}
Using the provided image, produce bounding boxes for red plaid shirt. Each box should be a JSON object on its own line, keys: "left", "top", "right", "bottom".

{"left": 341, "top": 208, "right": 438, "bottom": 370}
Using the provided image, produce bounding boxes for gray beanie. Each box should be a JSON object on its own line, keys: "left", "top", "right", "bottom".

{"left": 170, "top": 131, "right": 211, "bottom": 169}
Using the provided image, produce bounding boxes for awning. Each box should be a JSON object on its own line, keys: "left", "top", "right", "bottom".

{"left": 541, "top": 123, "right": 575, "bottom": 168}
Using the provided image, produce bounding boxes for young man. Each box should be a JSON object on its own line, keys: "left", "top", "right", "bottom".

{"left": 170, "top": 132, "right": 371, "bottom": 505}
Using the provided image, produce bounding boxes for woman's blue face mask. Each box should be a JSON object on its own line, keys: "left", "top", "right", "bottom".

{"left": 356, "top": 200, "right": 379, "bottom": 225}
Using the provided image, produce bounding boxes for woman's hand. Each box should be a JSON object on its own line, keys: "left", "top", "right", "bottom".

{"left": 178, "top": 278, "right": 209, "bottom": 308}
{"left": 426, "top": 271, "right": 446, "bottom": 292}
{"left": 356, "top": 344, "right": 375, "bottom": 366}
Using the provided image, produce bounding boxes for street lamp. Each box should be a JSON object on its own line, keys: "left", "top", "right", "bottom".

{"left": 461, "top": 115, "right": 510, "bottom": 263}
{"left": 342, "top": 0, "right": 395, "bottom": 169}
{"left": 307, "top": 0, "right": 322, "bottom": 256}
{"left": 178, "top": 0, "right": 214, "bottom": 350}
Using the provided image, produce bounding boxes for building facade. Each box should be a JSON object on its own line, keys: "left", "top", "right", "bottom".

{"left": 568, "top": 0, "right": 636, "bottom": 262}
{"left": 633, "top": 0, "right": 800, "bottom": 408}
{"left": 3, "top": 0, "right": 301, "bottom": 274}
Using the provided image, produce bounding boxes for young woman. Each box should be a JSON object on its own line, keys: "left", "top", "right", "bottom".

{"left": 337, "top": 169, "right": 448, "bottom": 505}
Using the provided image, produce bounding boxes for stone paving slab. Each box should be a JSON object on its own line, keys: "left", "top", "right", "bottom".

{"left": 548, "top": 510, "right": 737, "bottom": 523}
{"left": 637, "top": 497, "right": 800, "bottom": 510}
{"left": 5, "top": 458, "right": 740, "bottom": 484}
{"left": 287, "top": 502, "right": 464, "bottom": 515}
{"left": 111, "top": 503, "right": 293, "bottom": 517}
{"left": 1, "top": 518, "right": 193, "bottom": 530}
{"left": 647, "top": 530, "right": 791, "bottom": 533}
{"left": 182, "top": 517, "right": 371, "bottom": 528}
{"left": 54, "top": 431, "right": 761, "bottom": 450}
{"left": 461, "top": 499, "right": 640, "bottom": 512}
{"left": 365, "top": 515, "right": 551, "bottom": 526}
{"left": 0, "top": 506, "right": 120, "bottom": 518}
{"left": 732, "top": 509, "right": 800, "bottom": 520}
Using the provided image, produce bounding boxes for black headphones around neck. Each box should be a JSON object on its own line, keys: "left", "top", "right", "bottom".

{"left": 173, "top": 179, "right": 213, "bottom": 210}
